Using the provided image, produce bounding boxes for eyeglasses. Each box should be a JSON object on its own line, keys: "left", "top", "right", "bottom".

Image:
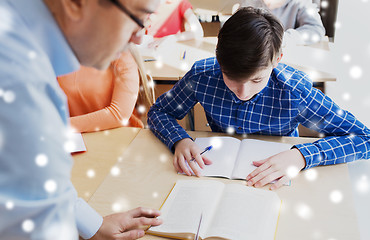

{"left": 108, "top": 0, "right": 145, "bottom": 29}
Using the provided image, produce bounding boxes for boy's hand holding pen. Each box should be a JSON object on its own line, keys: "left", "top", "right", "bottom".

{"left": 189, "top": 145, "right": 212, "bottom": 162}
{"left": 173, "top": 138, "right": 213, "bottom": 177}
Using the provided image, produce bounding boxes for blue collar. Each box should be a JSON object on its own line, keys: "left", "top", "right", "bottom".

{"left": 10, "top": 0, "right": 80, "bottom": 76}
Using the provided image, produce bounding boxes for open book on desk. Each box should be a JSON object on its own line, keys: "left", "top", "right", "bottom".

{"left": 194, "top": 137, "right": 292, "bottom": 180}
{"left": 147, "top": 180, "right": 281, "bottom": 240}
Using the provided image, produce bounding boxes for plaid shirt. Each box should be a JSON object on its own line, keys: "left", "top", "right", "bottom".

{"left": 148, "top": 57, "right": 370, "bottom": 169}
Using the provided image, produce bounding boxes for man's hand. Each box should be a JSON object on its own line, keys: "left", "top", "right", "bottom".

{"left": 174, "top": 138, "right": 212, "bottom": 176}
{"left": 89, "top": 207, "right": 162, "bottom": 240}
{"left": 246, "top": 148, "right": 306, "bottom": 190}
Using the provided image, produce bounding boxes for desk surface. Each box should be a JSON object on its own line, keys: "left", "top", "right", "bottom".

{"left": 71, "top": 127, "right": 140, "bottom": 202}
{"left": 85, "top": 128, "right": 360, "bottom": 240}
{"left": 143, "top": 37, "right": 337, "bottom": 83}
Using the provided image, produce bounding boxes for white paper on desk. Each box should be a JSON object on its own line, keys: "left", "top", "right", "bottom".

{"left": 282, "top": 44, "right": 337, "bottom": 76}
{"left": 137, "top": 35, "right": 177, "bottom": 59}
{"left": 67, "top": 132, "right": 86, "bottom": 153}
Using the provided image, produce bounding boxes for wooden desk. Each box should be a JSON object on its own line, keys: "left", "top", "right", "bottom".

{"left": 71, "top": 127, "right": 141, "bottom": 202}
{"left": 144, "top": 37, "right": 217, "bottom": 82}
{"left": 86, "top": 129, "right": 360, "bottom": 240}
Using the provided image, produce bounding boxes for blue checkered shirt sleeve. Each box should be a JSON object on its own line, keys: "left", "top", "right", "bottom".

{"left": 147, "top": 68, "right": 198, "bottom": 151}
{"left": 293, "top": 81, "right": 370, "bottom": 169}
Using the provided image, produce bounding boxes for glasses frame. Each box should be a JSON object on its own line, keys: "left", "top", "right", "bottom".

{"left": 108, "top": 0, "right": 145, "bottom": 28}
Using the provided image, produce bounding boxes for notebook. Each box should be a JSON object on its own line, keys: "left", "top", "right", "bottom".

{"left": 148, "top": 179, "right": 281, "bottom": 240}
{"left": 194, "top": 136, "right": 292, "bottom": 180}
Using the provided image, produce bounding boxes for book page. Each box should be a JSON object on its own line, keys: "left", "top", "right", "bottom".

{"left": 195, "top": 137, "right": 241, "bottom": 178}
{"left": 204, "top": 184, "right": 281, "bottom": 240}
{"left": 68, "top": 132, "right": 86, "bottom": 153}
{"left": 149, "top": 180, "right": 225, "bottom": 238}
{"left": 231, "top": 139, "right": 292, "bottom": 180}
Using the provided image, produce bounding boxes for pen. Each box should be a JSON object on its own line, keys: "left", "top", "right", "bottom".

{"left": 189, "top": 145, "right": 212, "bottom": 162}
{"left": 194, "top": 213, "right": 203, "bottom": 240}
{"left": 181, "top": 50, "right": 186, "bottom": 60}
{"left": 144, "top": 59, "right": 157, "bottom": 62}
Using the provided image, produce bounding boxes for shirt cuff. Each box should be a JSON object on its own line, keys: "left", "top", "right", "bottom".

{"left": 168, "top": 132, "right": 193, "bottom": 152}
{"left": 75, "top": 198, "right": 103, "bottom": 239}
{"left": 294, "top": 143, "right": 322, "bottom": 169}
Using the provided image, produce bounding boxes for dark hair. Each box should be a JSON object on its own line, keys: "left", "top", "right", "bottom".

{"left": 216, "top": 7, "right": 284, "bottom": 81}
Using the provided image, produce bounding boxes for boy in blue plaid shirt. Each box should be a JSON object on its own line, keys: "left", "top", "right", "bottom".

{"left": 148, "top": 7, "right": 370, "bottom": 189}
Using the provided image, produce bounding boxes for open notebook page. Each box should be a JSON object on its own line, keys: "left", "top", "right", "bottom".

{"left": 231, "top": 139, "right": 292, "bottom": 179}
{"left": 195, "top": 137, "right": 241, "bottom": 178}
{"left": 68, "top": 132, "right": 86, "bottom": 153}
{"left": 204, "top": 184, "right": 281, "bottom": 240}
{"left": 149, "top": 180, "right": 224, "bottom": 237}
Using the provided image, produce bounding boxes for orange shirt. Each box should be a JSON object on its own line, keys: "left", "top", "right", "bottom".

{"left": 57, "top": 51, "right": 143, "bottom": 133}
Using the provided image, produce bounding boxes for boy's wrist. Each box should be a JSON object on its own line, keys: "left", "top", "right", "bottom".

{"left": 168, "top": 133, "right": 193, "bottom": 153}
{"left": 291, "top": 146, "right": 307, "bottom": 170}
{"left": 173, "top": 138, "right": 193, "bottom": 150}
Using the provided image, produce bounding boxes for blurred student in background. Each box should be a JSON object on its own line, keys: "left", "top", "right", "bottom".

{"left": 58, "top": 45, "right": 154, "bottom": 132}
{"left": 240, "top": 0, "right": 325, "bottom": 45}
{"left": 145, "top": 0, "right": 204, "bottom": 41}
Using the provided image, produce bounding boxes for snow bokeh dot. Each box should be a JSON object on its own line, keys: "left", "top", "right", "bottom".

{"left": 110, "top": 166, "right": 121, "bottom": 176}
{"left": 342, "top": 92, "right": 351, "bottom": 101}
{"left": 3, "top": 90, "right": 16, "bottom": 103}
{"left": 22, "top": 219, "right": 35, "bottom": 233}
{"left": 5, "top": 201, "right": 14, "bottom": 210}
{"left": 286, "top": 166, "right": 299, "bottom": 178}
{"left": 138, "top": 105, "right": 146, "bottom": 114}
{"left": 35, "top": 154, "right": 48, "bottom": 167}
{"left": 356, "top": 175, "right": 369, "bottom": 193}
{"left": 210, "top": 137, "right": 223, "bottom": 149}
{"left": 159, "top": 154, "right": 168, "bottom": 163}
{"left": 330, "top": 190, "right": 343, "bottom": 203}
{"left": 86, "top": 169, "right": 95, "bottom": 178}
{"left": 226, "top": 127, "right": 235, "bottom": 134}
{"left": 342, "top": 54, "right": 351, "bottom": 63}
{"left": 44, "top": 179, "right": 57, "bottom": 193}
{"left": 349, "top": 66, "right": 363, "bottom": 79}
{"left": 304, "top": 169, "right": 318, "bottom": 181}
{"left": 295, "top": 203, "right": 313, "bottom": 220}
{"left": 64, "top": 141, "right": 76, "bottom": 153}
{"left": 321, "top": 1, "right": 329, "bottom": 8}
{"left": 28, "top": 51, "right": 37, "bottom": 60}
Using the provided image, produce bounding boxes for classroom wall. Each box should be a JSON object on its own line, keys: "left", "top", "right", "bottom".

{"left": 325, "top": 0, "right": 370, "bottom": 127}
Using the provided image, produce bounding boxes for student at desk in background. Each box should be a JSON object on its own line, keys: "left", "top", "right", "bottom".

{"left": 148, "top": 7, "right": 370, "bottom": 190}
{"left": 145, "top": 0, "right": 204, "bottom": 41}
{"left": 58, "top": 46, "right": 154, "bottom": 132}
{"left": 240, "top": 0, "right": 326, "bottom": 45}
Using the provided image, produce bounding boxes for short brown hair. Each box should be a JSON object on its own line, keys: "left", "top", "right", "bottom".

{"left": 216, "top": 7, "right": 284, "bottom": 81}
